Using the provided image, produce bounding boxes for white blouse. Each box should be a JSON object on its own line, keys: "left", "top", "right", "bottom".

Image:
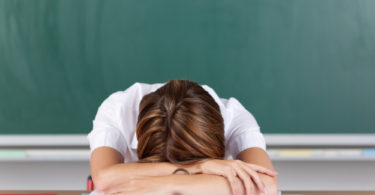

{"left": 87, "top": 82, "right": 266, "bottom": 162}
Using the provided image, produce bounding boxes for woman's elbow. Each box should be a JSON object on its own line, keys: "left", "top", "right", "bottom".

{"left": 265, "top": 178, "right": 278, "bottom": 195}
{"left": 92, "top": 169, "right": 112, "bottom": 193}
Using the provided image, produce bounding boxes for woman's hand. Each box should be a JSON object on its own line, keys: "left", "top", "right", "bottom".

{"left": 188, "top": 159, "right": 278, "bottom": 195}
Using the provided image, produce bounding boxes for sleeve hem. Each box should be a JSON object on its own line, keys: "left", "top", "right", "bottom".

{"left": 229, "top": 131, "right": 266, "bottom": 158}
{"left": 87, "top": 129, "right": 127, "bottom": 158}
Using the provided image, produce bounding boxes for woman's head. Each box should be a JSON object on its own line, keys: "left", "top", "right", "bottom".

{"left": 136, "top": 80, "right": 225, "bottom": 164}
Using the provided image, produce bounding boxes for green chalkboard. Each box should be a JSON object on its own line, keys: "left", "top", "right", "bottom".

{"left": 0, "top": 0, "right": 374, "bottom": 134}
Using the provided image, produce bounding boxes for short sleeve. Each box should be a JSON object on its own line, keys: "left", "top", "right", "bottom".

{"left": 225, "top": 98, "right": 266, "bottom": 158}
{"left": 87, "top": 92, "right": 127, "bottom": 158}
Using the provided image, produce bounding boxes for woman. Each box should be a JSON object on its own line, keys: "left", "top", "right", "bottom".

{"left": 88, "top": 80, "right": 278, "bottom": 195}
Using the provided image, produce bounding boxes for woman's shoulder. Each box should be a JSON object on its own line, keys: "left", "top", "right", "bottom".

{"left": 102, "top": 82, "right": 165, "bottom": 109}
{"left": 122, "top": 82, "right": 165, "bottom": 97}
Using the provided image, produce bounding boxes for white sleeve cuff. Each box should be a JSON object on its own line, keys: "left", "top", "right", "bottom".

{"left": 87, "top": 128, "right": 127, "bottom": 158}
{"left": 229, "top": 131, "right": 266, "bottom": 158}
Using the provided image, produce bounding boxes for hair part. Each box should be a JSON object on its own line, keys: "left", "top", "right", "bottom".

{"left": 136, "top": 80, "right": 225, "bottom": 164}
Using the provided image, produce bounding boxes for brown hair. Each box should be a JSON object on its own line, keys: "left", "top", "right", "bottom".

{"left": 136, "top": 80, "right": 225, "bottom": 164}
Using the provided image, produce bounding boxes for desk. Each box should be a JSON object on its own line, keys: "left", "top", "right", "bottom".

{"left": 0, "top": 191, "right": 87, "bottom": 195}
{"left": 282, "top": 191, "right": 375, "bottom": 195}
{"left": 0, "top": 191, "right": 374, "bottom": 195}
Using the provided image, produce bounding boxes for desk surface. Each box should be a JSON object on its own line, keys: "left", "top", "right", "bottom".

{"left": 282, "top": 191, "right": 375, "bottom": 195}
{"left": 1, "top": 191, "right": 375, "bottom": 195}
{"left": 0, "top": 191, "right": 87, "bottom": 195}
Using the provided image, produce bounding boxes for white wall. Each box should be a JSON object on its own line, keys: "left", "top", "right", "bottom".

{"left": 0, "top": 161, "right": 90, "bottom": 190}
{"left": 275, "top": 161, "right": 375, "bottom": 191}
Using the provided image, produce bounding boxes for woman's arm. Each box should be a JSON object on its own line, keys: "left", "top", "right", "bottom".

{"left": 172, "top": 174, "right": 245, "bottom": 195}
{"left": 237, "top": 147, "right": 278, "bottom": 195}
{"left": 91, "top": 146, "right": 277, "bottom": 194}
{"left": 106, "top": 174, "right": 245, "bottom": 195}
{"left": 90, "top": 146, "right": 180, "bottom": 192}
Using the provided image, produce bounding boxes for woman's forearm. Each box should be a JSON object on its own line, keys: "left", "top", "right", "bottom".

{"left": 99, "top": 168, "right": 273, "bottom": 195}
{"left": 95, "top": 162, "right": 178, "bottom": 192}
{"left": 105, "top": 174, "right": 245, "bottom": 195}
{"left": 96, "top": 163, "right": 275, "bottom": 195}
{"left": 171, "top": 174, "right": 245, "bottom": 195}
{"left": 171, "top": 174, "right": 278, "bottom": 195}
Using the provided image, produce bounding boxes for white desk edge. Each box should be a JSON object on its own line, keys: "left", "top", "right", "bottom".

{"left": 0, "top": 134, "right": 374, "bottom": 146}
